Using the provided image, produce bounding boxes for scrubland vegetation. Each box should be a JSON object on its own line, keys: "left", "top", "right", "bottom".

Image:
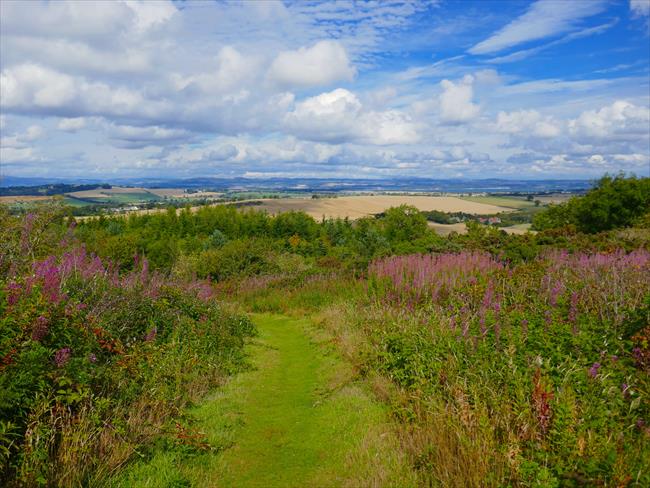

{"left": 1, "top": 174, "right": 649, "bottom": 486}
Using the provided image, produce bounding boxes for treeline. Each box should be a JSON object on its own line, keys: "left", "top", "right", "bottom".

{"left": 74, "top": 190, "right": 650, "bottom": 285}
{"left": 0, "top": 183, "right": 110, "bottom": 197}
{"left": 533, "top": 174, "right": 650, "bottom": 233}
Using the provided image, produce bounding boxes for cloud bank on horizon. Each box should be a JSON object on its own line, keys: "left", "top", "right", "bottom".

{"left": 0, "top": 0, "right": 649, "bottom": 180}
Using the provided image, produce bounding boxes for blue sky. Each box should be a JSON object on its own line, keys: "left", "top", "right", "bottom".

{"left": 1, "top": 0, "right": 649, "bottom": 180}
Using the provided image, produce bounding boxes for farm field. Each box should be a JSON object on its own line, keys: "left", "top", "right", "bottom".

{"left": 460, "top": 195, "right": 536, "bottom": 209}
{"left": 0, "top": 195, "right": 53, "bottom": 204}
{"left": 534, "top": 193, "right": 577, "bottom": 204}
{"left": 255, "top": 195, "right": 511, "bottom": 219}
{"left": 428, "top": 222, "right": 535, "bottom": 235}
{"left": 65, "top": 186, "right": 161, "bottom": 203}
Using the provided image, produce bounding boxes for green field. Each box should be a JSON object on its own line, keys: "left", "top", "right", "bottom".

{"left": 460, "top": 195, "right": 537, "bottom": 209}
{"left": 65, "top": 192, "right": 162, "bottom": 206}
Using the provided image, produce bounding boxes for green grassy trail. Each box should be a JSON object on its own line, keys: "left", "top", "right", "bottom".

{"left": 113, "top": 314, "right": 413, "bottom": 488}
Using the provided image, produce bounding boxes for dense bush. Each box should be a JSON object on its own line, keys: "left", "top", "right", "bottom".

{"left": 0, "top": 211, "right": 254, "bottom": 486}
{"left": 533, "top": 174, "right": 650, "bottom": 233}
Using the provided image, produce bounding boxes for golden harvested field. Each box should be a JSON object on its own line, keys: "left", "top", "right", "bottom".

{"left": 428, "top": 221, "right": 534, "bottom": 236}
{"left": 256, "top": 195, "right": 510, "bottom": 219}
{"left": 0, "top": 195, "right": 54, "bottom": 203}
{"left": 534, "top": 194, "right": 575, "bottom": 204}
{"left": 428, "top": 222, "right": 468, "bottom": 236}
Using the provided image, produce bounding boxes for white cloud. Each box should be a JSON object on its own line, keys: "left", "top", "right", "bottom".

{"left": 124, "top": 0, "right": 177, "bottom": 31}
{"left": 0, "top": 64, "right": 171, "bottom": 120}
{"left": 469, "top": 0, "right": 607, "bottom": 55}
{"left": 0, "top": 146, "right": 37, "bottom": 163}
{"left": 1, "top": 64, "right": 76, "bottom": 108}
{"left": 1, "top": 124, "right": 44, "bottom": 147}
{"left": 172, "top": 46, "right": 259, "bottom": 95}
{"left": 4, "top": 37, "right": 152, "bottom": 75}
{"left": 284, "top": 88, "right": 362, "bottom": 142}
{"left": 0, "top": 0, "right": 175, "bottom": 40}
{"left": 284, "top": 88, "right": 418, "bottom": 145}
{"left": 496, "top": 110, "right": 560, "bottom": 138}
{"left": 630, "top": 0, "right": 650, "bottom": 16}
{"left": 439, "top": 75, "right": 479, "bottom": 124}
{"left": 58, "top": 118, "right": 87, "bottom": 131}
{"left": 568, "top": 100, "right": 650, "bottom": 139}
{"left": 107, "top": 123, "right": 191, "bottom": 149}
{"left": 487, "top": 19, "right": 617, "bottom": 64}
{"left": 268, "top": 40, "right": 356, "bottom": 87}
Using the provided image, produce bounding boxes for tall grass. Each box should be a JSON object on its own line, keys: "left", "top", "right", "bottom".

{"left": 357, "top": 250, "right": 650, "bottom": 486}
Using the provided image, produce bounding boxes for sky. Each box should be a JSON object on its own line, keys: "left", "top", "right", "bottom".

{"left": 0, "top": 0, "right": 649, "bottom": 181}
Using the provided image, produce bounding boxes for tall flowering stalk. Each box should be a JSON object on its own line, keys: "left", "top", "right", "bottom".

{"left": 369, "top": 249, "right": 650, "bottom": 345}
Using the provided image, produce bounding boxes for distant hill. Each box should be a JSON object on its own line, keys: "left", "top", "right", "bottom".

{"left": 0, "top": 176, "right": 594, "bottom": 194}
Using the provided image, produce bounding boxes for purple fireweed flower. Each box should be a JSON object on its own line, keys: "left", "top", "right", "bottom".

{"left": 88, "top": 353, "right": 97, "bottom": 363}
{"left": 6, "top": 281, "right": 22, "bottom": 306}
{"left": 549, "top": 281, "right": 564, "bottom": 307}
{"left": 482, "top": 281, "right": 494, "bottom": 309}
{"left": 544, "top": 310, "right": 552, "bottom": 330}
{"left": 31, "top": 315, "right": 49, "bottom": 341}
{"left": 462, "top": 318, "right": 470, "bottom": 338}
{"left": 54, "top": 348, "right": 71, "bottom": 367}
{"left": 449, "top": 317, "right": 456, "bottom": 331}
{"left": 588, "top": 362, "right": 601, "bottom": 378}
{"left": 632, "top": 347, "right": 643, "bottom": 363}
{"left": 521, "top": 319, "right": 529, "bottom": 337}
{"left": 636, "top": 419, "right": 646, "bottom": 429}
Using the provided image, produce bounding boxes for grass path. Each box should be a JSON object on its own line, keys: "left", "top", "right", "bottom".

{"left": 113, "top": 314, "right": 414, "bottom": 487}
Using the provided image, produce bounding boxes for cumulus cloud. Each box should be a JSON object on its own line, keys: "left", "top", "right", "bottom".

{"left": 0, "top": 124, "right": 45, "bottom": 164}
{"left": 439, "top": 75, "right": 480, "bottom": 124}
{"left": 204, "top": 145, "right": 239, "bottom": 161}
{"left": 268, "top": 40, "right": 356, "bottom": 87}
{"left": 284, "top": 88, "right": 418, "bottom": 145}
{"left": 285, "top": 88, "right": 362, "bottom": 142}
{"left": 469, "top": 0, "right": 607, "bottom": 55}
{"left": 630, "top": 0, "right": 650, "bottom": 17}
{"left": 58, "top": 118, "right": 87, "bottom": 131}
{"left": 0, "top": 63, "right": 171, "bottom": 120}
{"left": 568, "top": 100, "right": 650, "bottom": 140}
{"left": 495, "top": 110, "right": 560, "bottom": 138}
{"left": 1, "top": 124, "right": 44, "bottom": 147}
{"left": 499, "top": 100, "right": 650, "bottom": 176}
{"left": 172, "top": 46, "right": 259, "bottom": 95}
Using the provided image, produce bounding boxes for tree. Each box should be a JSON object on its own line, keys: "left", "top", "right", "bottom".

{"left": 382, "top": 205, "right": 429, "bottom": 243}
